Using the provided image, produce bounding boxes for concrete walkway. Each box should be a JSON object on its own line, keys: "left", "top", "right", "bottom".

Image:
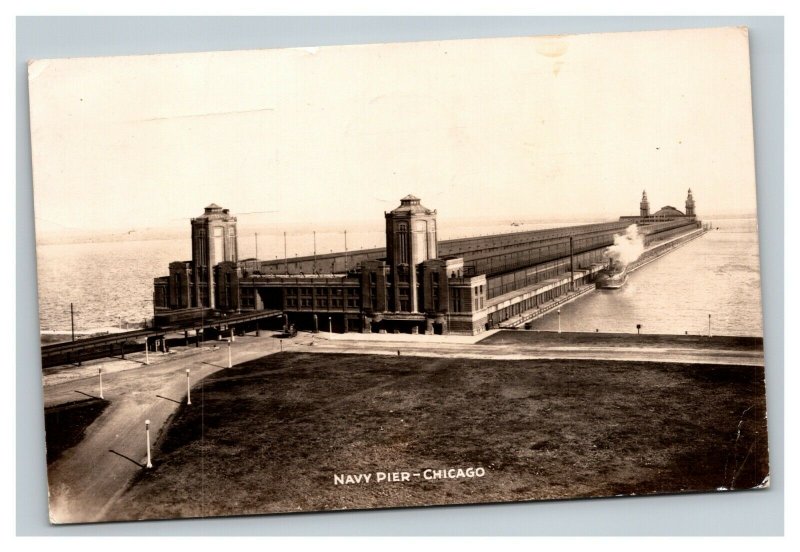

{"left": 303, "top": 332, "right": 764, "bottom": 366}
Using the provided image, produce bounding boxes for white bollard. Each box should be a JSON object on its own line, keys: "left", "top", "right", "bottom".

{"left": 98, "top": 367, "right": 104, "bottom": 399}
{"left": 145, "top": 419, "right": 153, "bottom": 469}
{"left": 144, "top": 339, "right": 150, "bottom": 365}
{"left": 186, "top": 369, "right": 192, "bottom": 405}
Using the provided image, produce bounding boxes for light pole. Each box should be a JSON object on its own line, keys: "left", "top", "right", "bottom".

{"left": 329, "top": 316, "right": 332, "bottom": 334}
{"left": 144, "top": 338, "right": 150, "bottom": 365}
{"left": 227, "top": 338, "right": 232, "bottom": 368}
{"left": 186, "top": 369, "right": 192, "bottom": 405}
{"left": 708, "top": 314, "right": 712, "bottom": 337}
{"left": 557, "top": 309, "right": 561, "bottom": 334}
{"left": 145, "top": 419, "right": 153, "bottom": 469}
{"left": 98, "top": 368, "right": 104, "bottom": 399}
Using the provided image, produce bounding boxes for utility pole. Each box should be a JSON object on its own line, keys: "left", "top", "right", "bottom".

{"left": 255, "top": 232, "right": 258, "bottom": 261}
{"left": 70, "top": 303, "right": 75, "bottom": 342}
{"left": 284, "top": 231, "right": 288, "bottom": 274}
{"left": 344, "top": 230, "right": 348, "bottom": 272}
{"left": 313, "top": 231, "right": 317, "bottom": 274}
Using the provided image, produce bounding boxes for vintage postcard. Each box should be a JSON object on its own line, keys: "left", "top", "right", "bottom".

{"left": 28, "top": 26, "right": 768, "bottom": 524}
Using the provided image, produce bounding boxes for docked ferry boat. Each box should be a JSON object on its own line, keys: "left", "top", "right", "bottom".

{"left": 595, "top": 261, "right": 629, "bottom": 290}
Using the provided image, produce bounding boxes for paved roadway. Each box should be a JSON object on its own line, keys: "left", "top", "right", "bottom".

{"left": 43, "top": 331, "right": 763, "bottom": 523}
{"left": 46, "top": 334, "right": 284, "bottom": 524}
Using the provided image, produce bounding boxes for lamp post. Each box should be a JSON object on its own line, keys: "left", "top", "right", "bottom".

{"left": 708, "top": 314, "right": 712, "bottom": 337}
{"left": 142, "top": 300, "right": 154, "bottom": 363}
{"left": 227, "top": 338, "right": 232, "bottom": 368}
{"left": 98, "top": 368, "right": 104, "bottom": 399}
{"left": 145, "top": 419, "right": 153, "bottom": 469}
{"left": 186, "top": 369, "right": 192, "bottom": 405}
{"left": 329, "top": 316, "right": 332, "bottom": 334}
{"left": 557, "top": 309, "right": 561, "bottom": 334}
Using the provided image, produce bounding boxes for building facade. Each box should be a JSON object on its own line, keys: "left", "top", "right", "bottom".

{"left": 154, "top": 193, "right": 701, "bottom": 335}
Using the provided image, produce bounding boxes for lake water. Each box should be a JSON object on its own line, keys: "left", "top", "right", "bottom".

{"left": 530, "top": 218, "right": 763, "bottom": 337}
{"left": 34, "top": 218, "right": 763, "bottom": 337}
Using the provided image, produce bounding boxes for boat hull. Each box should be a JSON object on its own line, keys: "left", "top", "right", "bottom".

{"left": 595, "top": 270, "right": 628, "bottom": 290}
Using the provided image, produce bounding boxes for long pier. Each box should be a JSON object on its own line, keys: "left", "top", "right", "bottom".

{"left": 42, "top": 229, "right": 706, "bottom": 368}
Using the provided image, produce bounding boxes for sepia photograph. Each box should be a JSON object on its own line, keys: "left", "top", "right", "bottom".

{"left": 27, "top": 26, "right": 769, "bottom": 524}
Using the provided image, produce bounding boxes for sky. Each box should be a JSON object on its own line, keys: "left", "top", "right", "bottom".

{"left": 28, "top": 27, "right": 757, "bottom": 240}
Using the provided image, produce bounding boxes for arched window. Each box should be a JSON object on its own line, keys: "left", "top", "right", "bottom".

{"left": 397, "top": 223, "right": 408, "bottom": 264}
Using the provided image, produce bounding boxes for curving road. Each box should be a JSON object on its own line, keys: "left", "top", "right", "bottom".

{"left": 45, "top": 334, "right": 284, "bottom": 524}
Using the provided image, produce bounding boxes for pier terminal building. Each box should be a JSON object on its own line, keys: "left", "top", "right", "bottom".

{"left": 153, "top": 191, "right": 702, "bottom": 335}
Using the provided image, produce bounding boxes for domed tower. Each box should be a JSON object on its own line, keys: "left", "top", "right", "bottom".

{"left": 640, "top": 190, "right": 650, "bottom": 218}
{"left": 191, "top": 204, "right": 238, "bottom": 308}
{"left": 385, "top": 195, "right": 438, "bottom": 312}
{"left": 685, "top": 188, "right": 696, "bottom": 217}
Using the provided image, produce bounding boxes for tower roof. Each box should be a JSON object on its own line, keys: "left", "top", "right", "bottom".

{"left": 653, "top": 205, "right": 685, "bottom": 218}
{"left": 389, "top": 194, "right": 436, "bottom": 216}
{"left": 194, "top": 203, "right": 235, "bottom": 221}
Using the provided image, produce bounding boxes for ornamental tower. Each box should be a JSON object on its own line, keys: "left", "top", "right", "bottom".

{"left": 640, "top": 190, "right": 650, "bottom": 218}
{"left": 191, "top": 204, "right": 238, "bottom": 308}
{"left": 685, "top": 188, "right": 696, "bottom": 217}
{"left": 385, "top": 195, "right": 438, "bottom": 313}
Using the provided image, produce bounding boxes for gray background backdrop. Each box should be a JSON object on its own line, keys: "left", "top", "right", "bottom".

{"left": 16, "top": 16, "right": 784, "bottom": 536}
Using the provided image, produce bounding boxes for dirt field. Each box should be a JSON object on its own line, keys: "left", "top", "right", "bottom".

{"left": 107, "top": 352, "right": 768, "bottom": 521}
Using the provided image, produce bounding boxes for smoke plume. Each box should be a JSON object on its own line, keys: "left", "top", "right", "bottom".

{"left": 604, "top": 224, "right": 644, "bottom": 268}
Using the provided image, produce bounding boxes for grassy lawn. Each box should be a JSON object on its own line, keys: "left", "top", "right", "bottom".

{"left": 45, "top": 398, "right": 109, "bottom": 464}
{"left": 108, "top": 352, "right": 768, "bottom": 521}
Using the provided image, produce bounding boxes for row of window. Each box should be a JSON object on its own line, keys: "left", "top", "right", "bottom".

{"left": 285, "top": 287, "right": 358, "bottom": 297}
{"left": 492, "top": 283, "right": 571, "bottom": 324}
{"left": 285, "top": 297, "right": 359, "bottom": 309}
{"left": 486, "top": 247, "right": 606, "bottom": 300}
